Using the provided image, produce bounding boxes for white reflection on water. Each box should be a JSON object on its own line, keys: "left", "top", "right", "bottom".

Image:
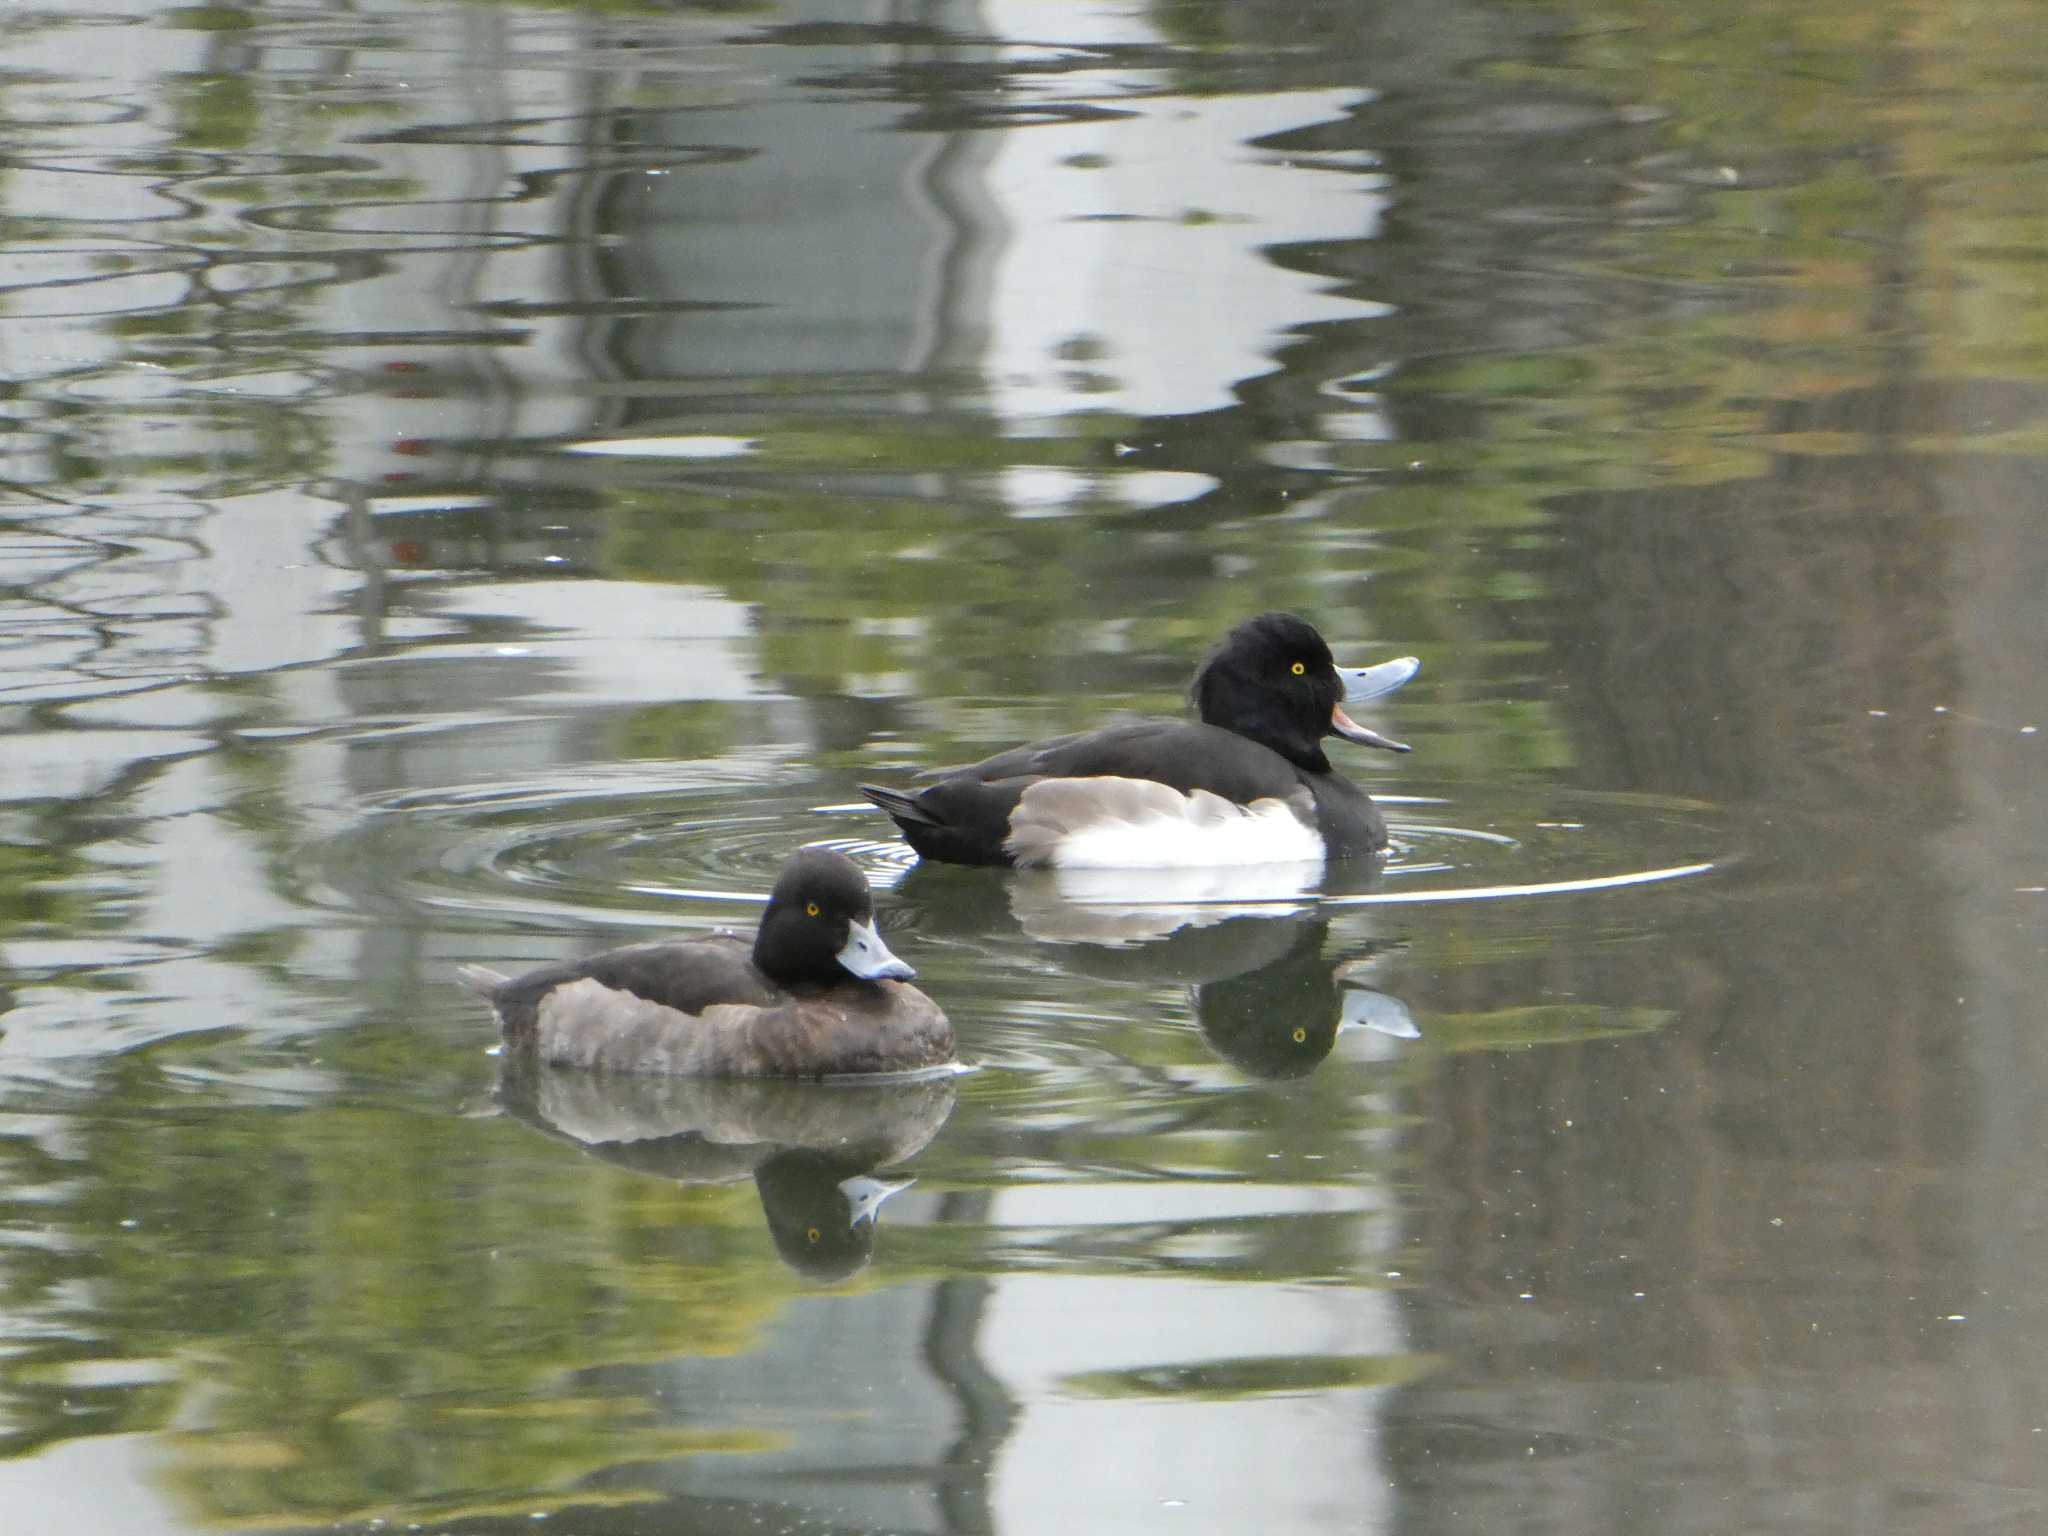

{"left": 978, "top": 0, "right": 1387, "bottom": 430}
{"left": 1323, "top": 859, "right": 1720, "bottom": 906}
{"left": 979, "top": 78, "right": 1390, "bottom": 426}
{"left": 562, "top": 435, "right": 760, "bottom": 459}
{"left": 0, "top": 1436, "right": 186, "bottom": 1536}
{"left": 982, "top": 1219, "right": 1405, "bottom": 1533}
{"left": 421, "top": 581, "right": 763, "bottom": 706}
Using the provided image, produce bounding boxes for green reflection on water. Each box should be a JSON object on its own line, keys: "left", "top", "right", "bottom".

{"left": 2, "top": 1100, "right": 833, "bottom": 1523}
{"left": 1422, "top": 1003, "right": 1676, "bottom": 1053}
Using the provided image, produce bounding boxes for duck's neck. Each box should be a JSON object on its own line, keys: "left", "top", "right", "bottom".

{"left": 1192, "top": 675, "right": 1332, "bottom": 773}
{"left": 1222, "top": 713, "right": 1332, "bottom": 774}
{"left": 751, "top": 906, "right": 849, "bottom": 988}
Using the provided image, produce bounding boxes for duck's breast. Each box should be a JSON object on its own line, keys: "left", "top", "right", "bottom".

{"left": 773, "top": 984, "right": 955, "bottom": 1078}
{"left": 1301, "top": 773, "right": 1389, "bottom": 858}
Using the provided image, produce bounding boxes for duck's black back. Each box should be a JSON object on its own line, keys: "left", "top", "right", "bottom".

{"left": 937, "top": 718, "right": 1307, "bottom": 802}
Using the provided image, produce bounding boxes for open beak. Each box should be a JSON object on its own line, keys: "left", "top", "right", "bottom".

{"left": 836, "top": 917, "right": 915, "bottom": 981}
{"left": 1332, "top": 655, "right": 1418, "bottom": 752}
{"left": 1331, "top": 704, "right": 1410, "bottom": 753}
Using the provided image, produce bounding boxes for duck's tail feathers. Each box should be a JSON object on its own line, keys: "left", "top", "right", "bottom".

{"left": 455, "top": 963, "right": 511, "bottom": 999}
{"left": 859, "top": 783, "right": 937, "bottom": 829}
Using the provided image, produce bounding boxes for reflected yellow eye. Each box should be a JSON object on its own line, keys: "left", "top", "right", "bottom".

{"left": 1290, "top": 661, "right": 1306, "bottom": 676}
{"left": 805, "top": 901, "right": 820, "bottom": 917}
{"left": 1292, "top": 1026, "right": 1307, "bottom": 1043}
{"left": 806, "top": 1226, "right": 821, "bottom": 1244}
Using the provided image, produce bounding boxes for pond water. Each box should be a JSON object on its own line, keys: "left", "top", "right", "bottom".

{"left": 2, "top": 1, "right": 2045, "bottom": 1532}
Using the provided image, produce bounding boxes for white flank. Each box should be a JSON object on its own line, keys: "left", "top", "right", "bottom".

{"left": 1007, "top": 777, "right": 1324, "bottom": 870}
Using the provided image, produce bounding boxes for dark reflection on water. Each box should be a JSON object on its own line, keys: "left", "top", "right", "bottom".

{"left": 1, "top": 0, "right": 2046, "bottom": 1533}
{"left": 496, "top": 1064, "right": 958, "bottom": 1279}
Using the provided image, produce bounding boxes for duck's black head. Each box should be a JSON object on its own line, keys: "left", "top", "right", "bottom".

{"left": 1189, "top": 612, "right": 1366, "bottom": 774}
{"left": 754, "top": 848, "right": 913, "bottom": 987}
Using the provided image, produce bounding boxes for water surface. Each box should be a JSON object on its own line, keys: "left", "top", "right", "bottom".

{"left": 1, "top": 1, "right": 2045, "bottom": 1533}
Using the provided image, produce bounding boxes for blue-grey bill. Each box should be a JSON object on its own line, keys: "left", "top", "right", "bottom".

{"left": 1333, "top": 656, "right": 1418, "bottom": 752}
{"left": 1340, "top": 655, "right": 1420, "bottom": 703}
{"left": 840, "top": 1175, "right": 915, "bottom": 1228}
{"left": 1338, "top": 988, "right": 1421, "bottom": 1040}
{"left": 837, "top": 917, "right": 915, "bottom": 980}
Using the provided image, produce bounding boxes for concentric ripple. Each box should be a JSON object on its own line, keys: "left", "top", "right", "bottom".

{"left": 319, "top": 769, "right": 1729, "bottom": 935}
{"left": 329, "top": 779, "right": 821, "bottom": 929}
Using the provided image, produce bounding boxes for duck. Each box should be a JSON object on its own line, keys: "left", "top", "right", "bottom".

{"left": 456, "top": 848, "right": 954, "bottom": 1078}
{"left": 860, "top": 612, "right": 1417, "bottom": 868}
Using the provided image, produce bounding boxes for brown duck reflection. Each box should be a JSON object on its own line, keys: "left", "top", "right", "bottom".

{"left": 893, "top": 862, "right": 1417, "bottom": 1079}
{"left": 495, "top": 1056, "right": 957, "bottom": 1280}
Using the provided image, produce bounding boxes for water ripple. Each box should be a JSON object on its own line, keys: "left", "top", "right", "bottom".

{"left": 318, "top": 772, "right": 1727, "bottom": 936}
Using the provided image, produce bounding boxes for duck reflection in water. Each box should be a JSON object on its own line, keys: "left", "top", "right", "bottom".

{"left": 495, "top": 1058, "right": 956, "bottom": 1281}
{"left": 1189, "top": 918, "right": 1417, "bottom": 1078}
{"left": 891, "top": 862, "right": 1418, "bottom": 1080}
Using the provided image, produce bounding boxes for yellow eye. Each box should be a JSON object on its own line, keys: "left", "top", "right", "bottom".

{"left": 1292, "top": 1026, "right": 1307, "bottom": 1043}
{"left": 805, "top": 901, "right": 820, "bottom": 917}
{"left": 806, "top": 1226, "right": 821, "bottom": 1245}
{"left": 1290, "top": 661, "right": 1306, "bottom": 676}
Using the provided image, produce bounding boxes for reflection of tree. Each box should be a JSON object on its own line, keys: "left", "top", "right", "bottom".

{"left": 68, "top": 1104, "right": 807, "bottom": 1526}
{"left": 1377, "top": 2, "right": 2048, "bottom": 1529}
